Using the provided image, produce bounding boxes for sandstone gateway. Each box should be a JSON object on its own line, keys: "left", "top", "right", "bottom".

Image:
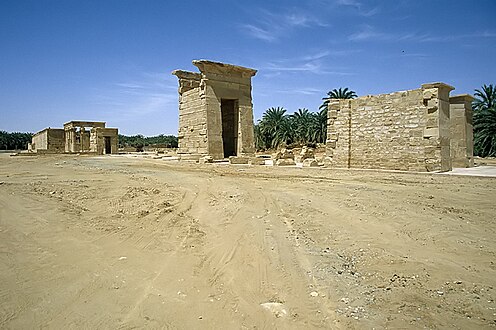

{"left": 173, "top": 60, "right": 257, "bottom": 160}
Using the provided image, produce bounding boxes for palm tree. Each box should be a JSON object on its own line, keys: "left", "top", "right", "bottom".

{"left": 474, "top": 107, "right": 496, "bottom": 157}
{"left": 473, "top": 84, "right": 496, "bottom": 112}
{"left": 473, "top": 84, "right": 496, "bottom": 157}
{"left": 257, "top": 107, "right": 292, "bottom": 149}
{"left": 310, "top": 109, "right": 328, "bottom": 143}
{"left": 290, "top": 108, "right": 313, "bottom": 144}
{"left": 319, "top": 87, "right": 357, "bottom": 111}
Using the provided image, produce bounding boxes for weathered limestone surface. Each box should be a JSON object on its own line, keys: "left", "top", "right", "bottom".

{"left": 249, "top": 157, "right": 266, "bottom": 165}
{"left": 295, "top": 146, "right": 315, "bottom": 163}
{"left": 326, "top": 83, "right": 461, "bottom": 172}
{"left": 229, "top": 156, "right": 250, "bottom": 164}
{"left": 275, "top": 158, "right": 296, "bottom": 166}
{"left": 173, "top": 60, "right": 257, "bottom": 160}
{"left": 274, "top": 148, "right": 295, "bottom": 160}
{"left": 450, "top": 94, "right": 474, "bottom": 168}
{"left": 302, "top": 158, "right": 319, "bottom": 167}
{"left": 198, "top": 155, "right": 213, "bottom": 164}
{"left": 30, "top": 128, "right": 65, "bottom": 153}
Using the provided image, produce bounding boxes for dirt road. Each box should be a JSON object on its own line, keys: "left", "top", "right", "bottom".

{"left": 0, "top": 154, "right": 495, "bottom": 329}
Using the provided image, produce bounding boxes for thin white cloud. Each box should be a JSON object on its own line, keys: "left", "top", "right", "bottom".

{"left": 257, "top": 50, "right": 355, "bottom": 76}
{"left": 301, "top": 50, "right": 331, "bottom": 61}
{"left": 263, "top": 60, "right": 353, "bottom": 76}
{"left": 265, "top": 62, "right": 322, "bottom": 73}
{"left": 349, "top": 25, "right": 496, "bottom": 43}
{"left": 274, "top": 87, "right": 322, "bottom": 95}
{"left": 91, "top": 72, "right": 178, "bottom": 119}
{"left": 349, "top": 25, "right": 390, "bottom": 41}
{"left": 241, "top": 24, "right": 277, "bottom": 42}
{"left": 333, "top": 0, "right": 380, "bottom": 17}
{"left": 240, "top": 7, "right": 328, "bottom": 42}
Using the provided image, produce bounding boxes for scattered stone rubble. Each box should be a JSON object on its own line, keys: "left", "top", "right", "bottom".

{"left": 274, "top": 148, "right": 296, "bottom": 166}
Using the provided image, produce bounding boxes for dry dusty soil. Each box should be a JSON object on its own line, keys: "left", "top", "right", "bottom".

{"left": 0, "top": 153, "right": 495, "bottom": 329}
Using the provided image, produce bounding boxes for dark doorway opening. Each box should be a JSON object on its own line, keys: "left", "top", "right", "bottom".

{"left": 104, "top": 137, "right": 111, "bottom": 154}
{"left": 220, "top": 99, "right": 238, "bottom": 158}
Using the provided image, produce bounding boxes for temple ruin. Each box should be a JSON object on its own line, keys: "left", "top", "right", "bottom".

{"left": 172, "top": 60, "right": 257, "bottom": 160}
{"left": 29, "top": 121, "right": 118, "bottom": 155}
{"left": 30, "top": 128, "right": 65, "bottom": 153}
{"left": 325, "top": 82, "right": 474, "bottom": 172}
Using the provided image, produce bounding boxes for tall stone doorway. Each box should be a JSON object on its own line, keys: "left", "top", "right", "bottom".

{"left": 172, "top": 60, "right": 257, "bottom": 160}
{"left": 104, "top": 137, "right": 111, "bottom": 154}
{"left": 221, "top": 99, "right": 239, "bottom": 158}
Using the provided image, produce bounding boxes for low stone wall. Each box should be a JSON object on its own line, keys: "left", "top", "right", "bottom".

{"left": 326, "top": 83, "right": 458, "bottom": 172}
{"left": 31, "top": 128, "right": 65, "bottom": 152}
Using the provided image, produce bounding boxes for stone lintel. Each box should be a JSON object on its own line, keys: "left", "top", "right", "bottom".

{"left": 449, "top": 94, "right": 474, "bottom": 104}
{"left": 94, "top": 127, "right": 118, "bottom": 134}
{"left": 64, "top": 121, "right": 106, "bottom": 129}
{"left": 171, "top": 70, "right": 201, "bottom": 81}
{"left": 172, "top": 70, "right": 201, "bottom": 94}
{"left": 421, "top": 82, "right": 455, "bottom": 92}
{"left": 193, "top": 60, "right": 257, "bottom": 78}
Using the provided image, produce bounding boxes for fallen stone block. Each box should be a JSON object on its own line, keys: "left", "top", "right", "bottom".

{"left": 198, "top": 155, "right": 213, "bottom": 164}
{"left": 302, "top": 159, "right": 319, "bottom": 167}
{"left": 229, "top": 156, "right": 249, "bottom": 164}
{"left": 249, "top": 157, "right": 265, "bottom": 165}
{"left": 276, "top": 158, "right": 296, "bottom": 166}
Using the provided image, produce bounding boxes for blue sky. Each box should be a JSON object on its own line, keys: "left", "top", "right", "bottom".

{"left": 1, "top": 0, "right": 495, "bottom": 135}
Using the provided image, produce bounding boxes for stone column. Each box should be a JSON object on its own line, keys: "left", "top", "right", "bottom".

{"left": 65, "top": 128, "right": 76, "bottom": 152}
{"left": 449, "top": 94, "right": 474, "bottom": 167}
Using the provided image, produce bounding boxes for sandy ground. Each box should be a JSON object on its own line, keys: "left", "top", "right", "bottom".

{"left": 0, "top": 153, "right": 495, "bottom": 329}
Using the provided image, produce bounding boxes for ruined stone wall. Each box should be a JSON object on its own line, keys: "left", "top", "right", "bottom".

{"left": 450, "top": 95, "right": 474, "bottom": 168}
{"left": 176, "top": 75, "right": 208, "bottom": 156}
{"left": 32, "top": 130, "right": 49, "bottom": 150}
{"left": 173, "top": 71, "right": 207, "bottom": 157}
{"left": 31, "top": 128, "right": 65, "bottom": 152}
{"left": 326, "top": 83, "right": 454, "bottom": 172}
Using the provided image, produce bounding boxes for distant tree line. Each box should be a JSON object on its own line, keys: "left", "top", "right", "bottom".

{"left": 0, "top": 131, "right": 33, "bottom": 150}
{"left": 118, "top": 134, "right": 178, "bottom": 150}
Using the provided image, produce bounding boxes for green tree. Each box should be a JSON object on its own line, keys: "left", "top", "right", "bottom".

{"left": 257, "top": 107, "right": 293, "bottom": 149}
{"left": 473, "top": 84, "right": 496, "bottom": 112}
{"left": 0, "top": 131, "right": 33, "bottom": 150}
{"left": 290, "top": 108, "right": 313, "bottom": 144}
{"left": 473, "top": 84, "right": 496, "bottom": 157}
{"left": 309, "top": 109, "right": 328, "bottom": 144}
{"left": 118, "top": 134, "right": 178, "bottom": 149}
{"left": 319, "top": 87, "right": 357, "bottom": 111}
